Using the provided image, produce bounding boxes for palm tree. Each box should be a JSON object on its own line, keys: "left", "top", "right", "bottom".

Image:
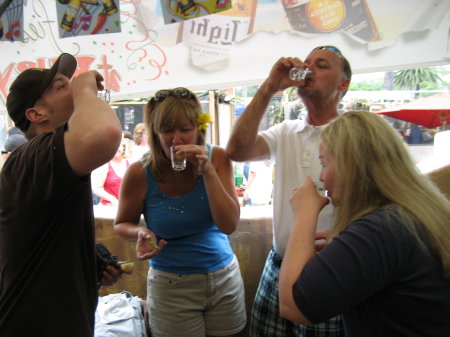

{"left": 393, "top": 67, "right": 443, "bottom": 98}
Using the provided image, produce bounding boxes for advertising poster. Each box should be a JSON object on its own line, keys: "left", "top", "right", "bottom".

{"left": 56, "top": 0, "right": 121, "bottom": 38}
{"left": 0, "top": 0, "right": 24, "bottom": 42}
{"left": 160, "top": 0, "right": 233, "bottom": 24}
{"left": 177, "top": 0, "right": 258, "bottom": 69}
{"left": 281, "top": 0, "right": 380, "bottom": 42}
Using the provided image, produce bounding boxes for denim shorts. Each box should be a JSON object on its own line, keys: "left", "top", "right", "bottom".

{"left": 147, "top": 256, "right": 247, "bottom": 337}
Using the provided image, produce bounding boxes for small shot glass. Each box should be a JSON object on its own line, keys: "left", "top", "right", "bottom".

{"left": 97, "top": 89, "right": 110, "bottom": 103}
{"left": 170, "top": 145, "right": 186, "bottom": 171}
{"left": 289, "top": 67, "right": 312, "bottom": 81}
{"left": 313, "top": 181, "right": 327, "bottom": 197}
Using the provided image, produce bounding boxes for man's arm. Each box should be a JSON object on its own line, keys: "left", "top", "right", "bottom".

{"left": 226, "top": 57, "right": 302, "bottom": 162}
{"left": 226, "top": 82, "right": 272, "bottom": 162}
{"left": 65, "top": 71, "right": 122, "bottom": 176}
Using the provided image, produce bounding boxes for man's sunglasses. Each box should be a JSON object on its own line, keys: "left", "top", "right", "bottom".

{"left": 312, "top": 45, "right": 343, "bottom": 59}
{"left": 151, "top": 87, "right": 195, "bottom": 103}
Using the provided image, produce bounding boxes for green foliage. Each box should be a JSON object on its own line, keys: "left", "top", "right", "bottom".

{"left": 393, "top": 67, "right": 443, "bottom": 91}
{"left": 285, "top": 87, "right": 299, "bottom": 101}
{"left": 348, "top": 79, "right": 384, "bottom": 91}
{"left": 268, "top": 98, "right": 284, "bottom": 126}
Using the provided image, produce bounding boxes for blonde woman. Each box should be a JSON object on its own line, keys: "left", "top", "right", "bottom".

{"left": 114, "top": 87, "right": 246, "bottom": 337}
{"left": 279, "top": 110, "right": 450, "bottom": 336}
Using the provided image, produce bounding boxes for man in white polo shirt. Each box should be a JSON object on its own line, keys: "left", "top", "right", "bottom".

{"left": 226, "top": 46, "right": 351, "bottom": 337}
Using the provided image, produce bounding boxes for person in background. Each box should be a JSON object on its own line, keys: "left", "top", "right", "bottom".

{"left": 407, "top": 123, "right": 423, "bottom": 144}
{"left": 129, "top": 122, "right": 149, "bottom": 162}
{"left": 0, "top": 126, "right": 27, "bottom": 171}
{"left": 92, "top": 133, "right": 131, "bottom": 206}
{"left": 243, "top": 160, "right": 273, "bottom": 206}
{"left": 226, "top": 45, "right": 351, "bottom": 336}
{"left": 279, "top": 110, "right": 450, "bottom": 336}
{"left": 114, "top": 87, "right": 246, "bottom": 337}
{"left": 123, "top": 130, "right": 133, "bottom": 141}
{"left": 243, "top": 162, "right": 250, "bottom": 181}
{"left": 0, "top": 53, "right": 130, "bottom": 336}
{"left": 422, "top": 128, "right": 436, "bottom": 143}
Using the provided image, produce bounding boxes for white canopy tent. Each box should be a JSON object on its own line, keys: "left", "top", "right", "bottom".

{"left": 0, "top": 0, "right": 449, "bottom": 109}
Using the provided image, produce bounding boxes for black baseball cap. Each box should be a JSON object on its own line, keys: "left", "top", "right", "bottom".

{"left": 6, "top": 53, "right": 77, "bottom": 132}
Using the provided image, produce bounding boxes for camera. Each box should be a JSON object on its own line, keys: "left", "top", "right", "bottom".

{"left": 95, "top": 243, "right": 120, "bottom": 288}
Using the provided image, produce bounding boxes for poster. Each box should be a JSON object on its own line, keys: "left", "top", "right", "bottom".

{"left": 56, "top": 0, "right": 121, "bottom": 38}
{"left": 0, "top": 0, "right": 24, "bottom": 42}
{"left": 160, "top": 0, "right": 232, "bottom": 24}
{"left": 177, "top": 0, "right": 257, "bottom": 69}
{"left": 281, "top": 0, "right": 380, "bottom": 42}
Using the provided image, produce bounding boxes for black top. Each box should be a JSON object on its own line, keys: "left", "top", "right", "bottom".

{"left": 0, "top": 124, "right": 98, "bottom": 336}
{"left": 293, "top": 208, "right": 450, "bottom": 337}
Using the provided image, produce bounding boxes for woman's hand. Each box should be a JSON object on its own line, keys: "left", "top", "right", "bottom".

{"left": 175, "top": 144, "right": 214, "bottom": 175}
{"left": 314, "top": 231, "right": 329, "bottom": 252}
{"left": 290, "top": 177, "right": 329, "bottom": 219}
{"left": 136, "top": 228, "right": 167, "bottom": 260}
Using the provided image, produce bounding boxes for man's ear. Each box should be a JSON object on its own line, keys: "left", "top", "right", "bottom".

{"left": 25, "top": 107, "right": 48, "bottom": 124}
{"left": 337, "top": 77, "right": 350, "bottom": 93}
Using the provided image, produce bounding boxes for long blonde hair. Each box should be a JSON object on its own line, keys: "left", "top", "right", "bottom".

{"left": 321, "top": 110, "right": 450, "bottom": 278}
{"left": 143, "top": 88, "right": 205, "bottom": 181}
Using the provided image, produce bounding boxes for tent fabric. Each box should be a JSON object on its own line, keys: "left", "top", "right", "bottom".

{"left": 0, "top": 0, "right": 449, "bottom": 110}
{"left": 376, "top": 93, "right": 450, "bottom": 129}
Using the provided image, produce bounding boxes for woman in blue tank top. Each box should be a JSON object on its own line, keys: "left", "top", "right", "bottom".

{"left": 114, "top": 87, "right": 246, "bottom": 337}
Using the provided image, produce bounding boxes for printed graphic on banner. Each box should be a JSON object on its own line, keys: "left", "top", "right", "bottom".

{"left": 56, "top": 0, "right": 121, "bottom": 38}
{"left": 0, "top": 0, "right": 24, "bottom": 42}
{"left": 177, "top": 0, "right": 257, "bottom": 70}
{"left": 160, "top": 0, "right": 233, "bottom": 24}
{"left": 281, "top": 0, "right": 380, "bottom": 42}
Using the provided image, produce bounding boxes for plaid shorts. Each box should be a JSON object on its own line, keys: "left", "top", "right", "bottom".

{"left": 250, "top": 249, "right": 344, "bottom": 337}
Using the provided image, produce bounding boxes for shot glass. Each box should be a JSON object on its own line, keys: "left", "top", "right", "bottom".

{"left": 313, "top": 181, "right": 327, "bottom": 197}
{"left": 170, "top": 145, "right": 186, "bottom": 171}
{"left": 289, "top": 67, "right": 312, "bottom": 81}
{"left": 97, "top": 89, "right": 110, "bottom": 103}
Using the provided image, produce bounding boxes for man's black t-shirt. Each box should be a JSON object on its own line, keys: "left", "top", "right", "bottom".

{"left": 0, "top": 124, "right": 98, "bottom": 336}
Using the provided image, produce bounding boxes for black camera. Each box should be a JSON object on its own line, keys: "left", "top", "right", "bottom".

{"left": 96, "top": 243, "right": 120, "bottom": 288}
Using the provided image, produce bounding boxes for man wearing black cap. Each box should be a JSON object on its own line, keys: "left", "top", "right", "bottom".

{"left": 0, "top": 53, "right": 123, "bottom": 336}
{"left": 226, "top": 46, "right": 351, "bottom": 336}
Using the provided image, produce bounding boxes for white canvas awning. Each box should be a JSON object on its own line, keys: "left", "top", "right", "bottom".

{"left": 0, "top": 0, "right": 449, "bottom": 110}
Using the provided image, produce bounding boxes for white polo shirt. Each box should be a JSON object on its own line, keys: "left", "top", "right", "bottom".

{"left": 260, "top": 119, "right": 335, "bottom": 256}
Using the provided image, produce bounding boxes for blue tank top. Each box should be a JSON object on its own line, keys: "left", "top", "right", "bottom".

{"left": 143, "top": 145, "right": 234, "bottom": 274}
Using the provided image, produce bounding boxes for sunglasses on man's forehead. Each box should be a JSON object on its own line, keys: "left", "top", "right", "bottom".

{"left": 312, "top": 45, "right": 343, "bottom": 58}
{"left": 152, "top": 87, "right": 195, "bottom": 103}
